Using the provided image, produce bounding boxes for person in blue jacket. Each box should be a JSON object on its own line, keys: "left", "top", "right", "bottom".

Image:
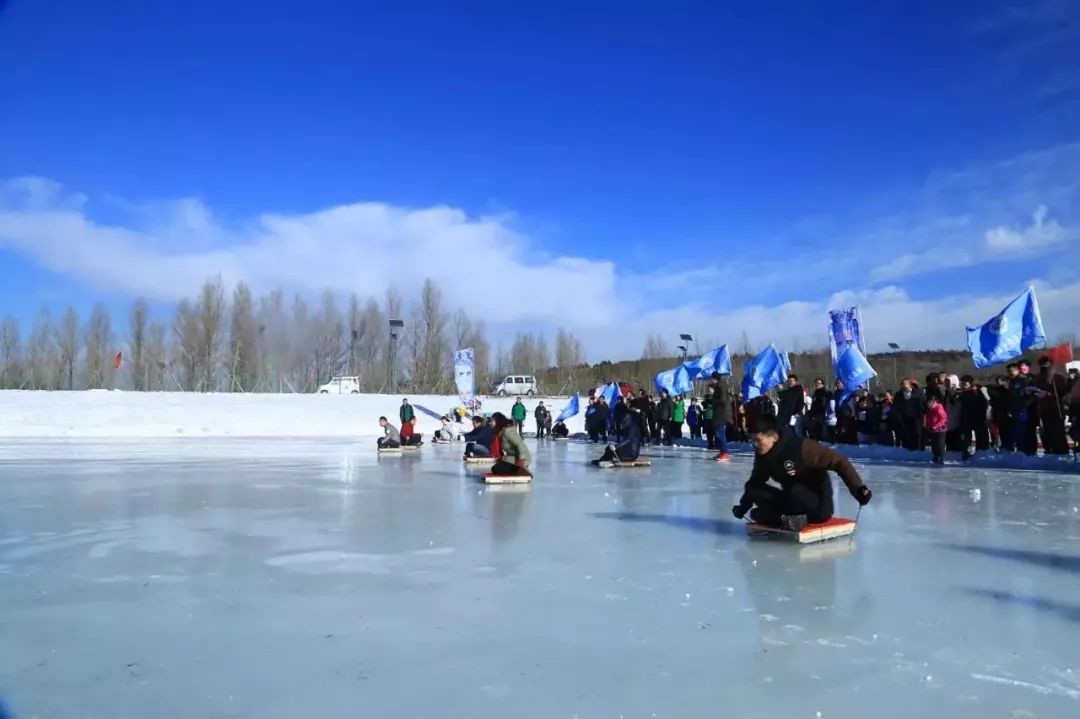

{"left": 462, "top": 415, "right": 494, "bottom": 458}
{"left": 592, "top": 407, "right": 643, "bottom": 465}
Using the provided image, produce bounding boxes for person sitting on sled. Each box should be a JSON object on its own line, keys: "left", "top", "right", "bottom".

{"left": 462, "top": 415, "right": 494, "bottom": 458}
{"left": 732, "top": 416, "right": 872, "bottom": 531}
{"left": 551, "top": 420, "right": 569, "bottom": 439}
{"left": 399, "top": 417, "right": 422, "bottom": 446}
{"left": 377, "top": 417, "right": 401, "bottom": 449}
{"left": 434, "top": 416, "right": 458, "bottom": 442}
{"left": 591, "top": 408, "right": 643, "bottom": 466}
{"left": 489, "top": 412, "right": 531, "bottom": 476}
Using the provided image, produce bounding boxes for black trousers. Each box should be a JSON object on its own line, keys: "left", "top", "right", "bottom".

{"left": 490, "top": 459, "right": 530, "bottom": 476}
{"left": 377, "top": 438, "right": 400, "bottom": 448}
{"left": 960, "top": 422, "right": 991, "bottom": 454}
{"left": 898, "top": 416, "right": 921, "bottom": 451}
{"left": 536, "top": 420, "right": 547, "bottom": 439}
{"left": 748, "top": 484, "right": 832, "bottom": 525}
{"left": 928, "top": 430, "right": 946, "bottom": 463}
{"left": 1041, "top": 413, "right": 1069, "bottom": 455}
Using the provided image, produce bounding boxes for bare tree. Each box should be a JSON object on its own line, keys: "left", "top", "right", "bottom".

{"left": 173, "top": 298, "right": 200, "bottom": 391}
{"left": 28, "top": 307, "right": 59, "bottom": 390}
{"left": 196, "top": 277, "right": 226, "bottom": 391}
{"left": 509, "top": 332, "right": 550, "bottom": 374}
{"left": 357, "top": 298, "right": 386, "bottom": 391}
{"left": 288, "top": 293, "right": 313, "bottom": 392}
{"left": 313, "top": 290, "right": 345, "bottom": 388}
{"left": 417, "top": 278, "right": 448, "bottom": 391}
{"left": 129, "top": 299, "right": 149, "bottom": 391}
{"left": 494, "top": 341, "right": 509, "bottom": 377}
{"left": 55, "top": 306, "right": 81, "bottom": 390}
{"left": 346, "top": 293, "right": 363, "bottom": 377}
{"left": 641, "top": 333, "right": 667, "bottom": 360}
{"left": 0, "top": 315, "right": 22, "bottom": 389}
{"left": 83, "top": 303, "right": 114, "bottom": 389}
{"left": 228, "top": 282, "right": 260, "bottom": 392}
{"left": 555, "top": 328, "right": 585, "bottom": 369}
{"left": 146, "top": 321, "right": 168, "bottom": 390}
{"left": 256, "top": 290, "right": 289, "bottom": 392}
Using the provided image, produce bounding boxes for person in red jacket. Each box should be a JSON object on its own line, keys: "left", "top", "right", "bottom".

{"left": 924, "top": 395, "right": 948, "bottom": 465}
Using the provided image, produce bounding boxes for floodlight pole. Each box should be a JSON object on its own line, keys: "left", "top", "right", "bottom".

{"left": 388, "top": 318, "right": 404, "bottom": 394}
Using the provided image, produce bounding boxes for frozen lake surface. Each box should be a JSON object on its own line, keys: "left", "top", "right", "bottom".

{"left": 1, "top": 438, "right": 1079, "bottom": 718}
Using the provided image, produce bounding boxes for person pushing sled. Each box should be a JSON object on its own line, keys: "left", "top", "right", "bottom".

{"left": 733, "top": 416, "right": 872, "bottom": 537}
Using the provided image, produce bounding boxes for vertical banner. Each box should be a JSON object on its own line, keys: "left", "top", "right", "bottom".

{"left": 453, "top": 348, "right": 475, "bottom": 408}
{"left": 828, "top": 305, "right": 865, "bottom": 367}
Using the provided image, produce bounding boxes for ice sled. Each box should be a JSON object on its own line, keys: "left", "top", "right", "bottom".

{"left": 377, "top": 447, "right": 403, "bottom": 454}
{"left": 745, "top": 517, "right": 856, "bottom": 544}
{"left": 482, "top": 473, "right": 533, "bottom": 484}
{"left": 596, "top": 459, "right": 651, "bottom": 469}
{"left": 463, "top": 456, "right": 492, "bottom": 464}
{"left": 401, "top": 444, "right": 422, "bottom": 451}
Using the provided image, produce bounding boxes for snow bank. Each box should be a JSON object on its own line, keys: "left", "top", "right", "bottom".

{"left": 0, "top": 391, "right": 584, "bottom": 439}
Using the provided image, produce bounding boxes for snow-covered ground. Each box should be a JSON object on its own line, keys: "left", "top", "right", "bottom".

{"left": 0, "top": 390, "right": 584, "bottom": 438}
{"left": 1, "top": 437, "right": 1079, "bottom": 718}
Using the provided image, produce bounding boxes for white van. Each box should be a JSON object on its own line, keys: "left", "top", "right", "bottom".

{"left": 318, "top": 376, "right": 360, "bottom": 394}
{"left": 491, "top": 375, "right": 538, "bottom": 397}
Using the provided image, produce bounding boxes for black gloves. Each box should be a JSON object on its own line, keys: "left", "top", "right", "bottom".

{"left": 852, "top": 486, "right": 872, "bottom": 506}
{"left": 732, "top": 504, "right": 748, "bottom": 520}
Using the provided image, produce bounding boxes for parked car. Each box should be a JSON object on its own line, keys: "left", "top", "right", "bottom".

{"left": 318, "top": 376, "right": 360, "bottom": 394}
{"left": 491, "top": 375, "right": 538, "bottom": 397}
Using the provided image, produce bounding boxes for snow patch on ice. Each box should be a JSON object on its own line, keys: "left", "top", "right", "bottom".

{"left": 971, "top": 672, "right": 1080, "bottom": 700}
{"left": 265, "top": 550, "right": 393, "bottom": 575}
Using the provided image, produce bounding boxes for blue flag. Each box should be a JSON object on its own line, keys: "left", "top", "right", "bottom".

{"left": 655, "top": 365, "right": 694, "bottom": 395}
{"left": 741, "top": 346, "right": 788, "bottom": 400}
{"left": 965, "top": 287, "right": 1047, "bottom": 369}
{"left": 556, "top": 394, "right": 580, "bottom": 424}
{"left": 828, "top": 305, "right": 866, "bottom": 366}
{"left": 834, "top": 345, "right": 876, "bottom": 403}
{"left": 600, "top": 382, "right": 620, "bottom": 405}
{"left": 684, "top": 345, "right": 732, "bottom": 379}
{"left": 779, "top": 351, "right": 792, "bottom": 374}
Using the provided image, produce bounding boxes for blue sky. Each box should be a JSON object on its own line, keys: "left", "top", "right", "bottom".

{"left": 1, "top": 0, "right": 1079, "bottom": 358}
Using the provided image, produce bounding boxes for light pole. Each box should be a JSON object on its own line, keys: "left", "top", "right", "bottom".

{"left": 388, "top": 318, "right": 404, "bottom": 394}
{"left": 888, "top": 342, "right": 900, "bottom": 389}
{"left": 679, "top": 333, "right": 694, "bottom": 360}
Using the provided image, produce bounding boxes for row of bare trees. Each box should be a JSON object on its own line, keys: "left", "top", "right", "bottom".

{"left": 0, "top": 276, "right": 588, "bottom": 394}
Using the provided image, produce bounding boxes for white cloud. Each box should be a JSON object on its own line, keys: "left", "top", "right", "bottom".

{"left": 984, "top": 205, "right": 1068, "bottom": 251}
{"left": 3, "top": 171, "right": 1080, "bottom": 361}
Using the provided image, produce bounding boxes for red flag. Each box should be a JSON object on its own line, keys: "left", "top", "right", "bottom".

{"left": 1046, "top": 342, "right": 1073, "bottom": 365}
{"left": 113, "top": 351, "right": 123, "bottom": 370}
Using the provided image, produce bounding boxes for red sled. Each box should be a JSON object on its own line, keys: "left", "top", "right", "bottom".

{"left": 746, "top": 516, "right": 856, "bottom": 544}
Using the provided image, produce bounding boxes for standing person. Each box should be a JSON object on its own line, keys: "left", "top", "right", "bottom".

{"left": 534, "top": 401, "right": 550, "bottom": 440}
{"left": 807, "top": 378, "right": 831, "bottom": 441}
{"left": 612, "top": 395, "right": 629, "bottom": 443}
{"left": 687, "top": 398, "right": 702, "bottom": 440}
{"left": 1008, "top": 361, "right": 1039, "bottom": 455}
{"left": 1067, "top": 369, "right": 1080, "bottom": 456}
{"left": 670, "top": 395, "right": 686, "bottom": 441}
{"left": 631, "top": 390, "right": 652, "bottom": 442}
{"left": 777, "top": 375, "right": 807, "bottom": 437}
{"left": 1035, "top": 355, "right": 1069, "bottom": 455}
{"left": 399, "top": 398, "right": 415, "bottom": 427}
{"left": 488, "top": 412, "right": 532, "bottom": 477}
{"left": 731, "top": 416, "right": 872, "bottom": 530}
{"left": 656, "top": 390, "right": 674, "bottom": 446}
{"left": 584, "top": 397, "right": 600, "bottom": 443}
{"left": 707, "top": 373, "right": 733, "bottom": 461}
{"left": 892, "top": 378, "right": 924, "bottom": 451}
{"left": 944, "top": 376, "right": 964, "bottom": 452}
{"left": 594, "top": 397, "right": 610, "bottom": 443}
{"left": 958, "top": 375, "right": 990, "bottom": 458}
{"left": 987, "top": 375, "right": 1011, "bottom": 450}
{"left": 511, "top": 397, "right": 527, "bottom": 436}
{"left": 924, "top": 395, "right": 948, "bottom": 465}
{"left": 702, "top": 387, "right": 718, "bottom": 448}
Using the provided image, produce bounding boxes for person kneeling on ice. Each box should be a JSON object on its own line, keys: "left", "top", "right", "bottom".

{"left": 591, "top": 408, "right": 642, "bottom": 466}
{"left": 489, "top": 412, "right": 531, "bottom": 477}
{"left": 400, "top": 417, "right": 422, "bottom": 446}
{"left": 462, "top": 415, "right": 494, "bottom": 458}
{"left": 377, "top": 417, "right": 401, "bottom": 449}
{"left": 732, "top": 416, "right": 872, "bottom": 531}
{"left": 551, "top": 420, "right": 569, "bottom": 439}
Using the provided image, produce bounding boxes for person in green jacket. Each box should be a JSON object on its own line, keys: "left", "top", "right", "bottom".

{"left": 511, "top": 397, "right": 528, "bottom": 435}
{"left": 702, "top": 389, "right": 717, "bottom": 448}
{"left": 670, "top": 395, "right": 686, "bottom": 440}
{"left": 399, "top": 398, "right": 415, "bottom": 425}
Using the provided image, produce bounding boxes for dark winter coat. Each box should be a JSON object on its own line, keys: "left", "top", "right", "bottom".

{"left": 656, "top": 396, "right": 674, "bottom": 422}
{"left": 736, "top": 434, "right": 866, "bottom": 516}
{"left": 777, "top": 385, "right": 806, "bottom": 419}
{"left": 1008, "top": 375, "right": 1038, "bottom": 415}
{"left": 463, "top": 424, "right": 494, "bottom": 447}
{"left": 614, "top": 411, "right": 643, "bottom": 460}
{"left": 893, "top": 388, "right": 924, "bottom": 419}
{"left": 958, "top": 387, "right": 989, "bottom": 428}
{"left": 534, "top": 405, "right": 549, "bottom": 421}
{"left": 810, "top": 389, "right": 832, "bottom": 418}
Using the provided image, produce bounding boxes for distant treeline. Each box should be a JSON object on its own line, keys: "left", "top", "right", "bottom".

{"left": 0, "top": 275, "right": 1072, "bottom": 394}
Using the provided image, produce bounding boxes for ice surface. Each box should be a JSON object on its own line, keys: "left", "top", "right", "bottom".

{"left": 2, "top": 438, "right": 1080, "bottom": 718}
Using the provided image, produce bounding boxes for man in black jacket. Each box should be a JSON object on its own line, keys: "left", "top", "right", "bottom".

{"left": 1006, "top": 362, "right": 1039, "bottom": 455}
{"left": 892, "top": 378, "right": 923, "bottom": 451}
{"left": 957, "top": 375, "right": 990, "bottom": 457}
{"left": 733, "top": 416, "right": 872, "bottom": 530}
{"left": 656, "top": 390, "right": 674, "bottom": 446}
{"left": 631, "top": 389, "right": 652, "bottom": 443}
{"left": 777, "top": 375, "right": 806, "bottom": 437}
{"left": 707, "top": 373, "right": 733, "bottom": 461}
{"left": 807, "top": 377, "right": 831, "bottom": 441}
{"left": 987, "top": 375, "right": 1010, "bottom": 450}
{"left": 534, "top": 402, "right": 550, "bottom": 439}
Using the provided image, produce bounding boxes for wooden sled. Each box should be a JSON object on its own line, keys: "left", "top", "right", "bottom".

{"left": 482, "top": 472, "right": 533, "bottom": 484}
{"left": 596, "top": 459, "right": 651, "bottom": 469}
{"left": 401, "top": 444, "right": 422, "bottom": 451}
{"left": 377, "top": 447, "right": 403, "bottom": 454}
{"left": 745, "top": 517, "right": 856, "bottom": 544}
{"left": 463, "top": 456, "right": 492, "bottom": 464}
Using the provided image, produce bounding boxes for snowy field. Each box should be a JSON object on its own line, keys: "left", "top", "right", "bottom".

{"left": 2, "top": 433, "right": 1080, "bottom": 718}
{"left": 0, "top": 390, "right": 585, "bottom": 438}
